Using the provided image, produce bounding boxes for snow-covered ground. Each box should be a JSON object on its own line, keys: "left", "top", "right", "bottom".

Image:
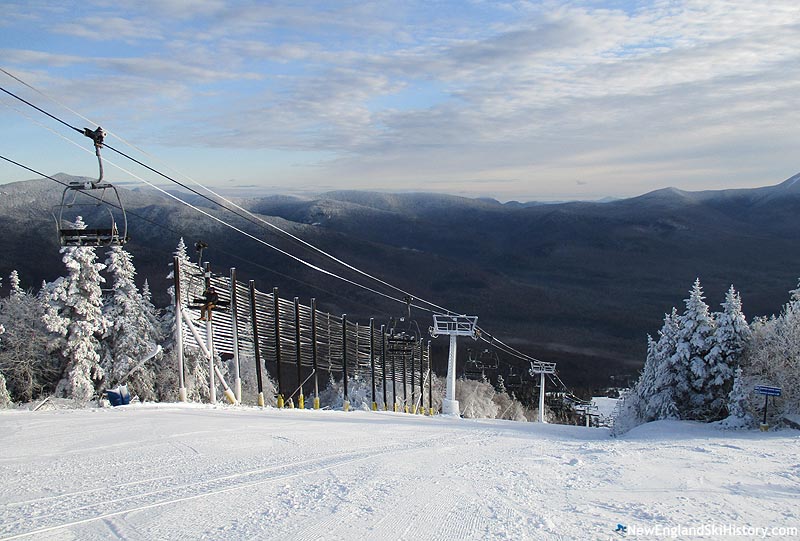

{"left": 1, "top": 405, "right": 798, "bottom": 540}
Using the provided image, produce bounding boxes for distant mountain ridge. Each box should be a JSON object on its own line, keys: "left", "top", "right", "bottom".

{"left": 2, "top": 172, "right": 800, "bottom": 388}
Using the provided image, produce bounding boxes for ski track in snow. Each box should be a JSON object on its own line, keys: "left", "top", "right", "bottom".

{"left": 1, "top": 406, "right": 799, "bottom": 540}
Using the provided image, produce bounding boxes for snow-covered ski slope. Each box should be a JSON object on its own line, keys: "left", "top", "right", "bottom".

{"left": 1, "top": 405, "right": 798, "bottom": 540}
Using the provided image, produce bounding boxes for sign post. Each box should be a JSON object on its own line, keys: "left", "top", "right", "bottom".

{"left": 754, "top": 385, "right": 782, "bottom": 431}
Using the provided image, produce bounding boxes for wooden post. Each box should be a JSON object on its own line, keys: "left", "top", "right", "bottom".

{"left": 273, "top": 287, "right": 284, "bottom": 408}
{"left": 428, "top": 341, "right": 433, "bottom": 415}
{"left": 204, "top": 262, "right": 216, "bottom": 404}
{"left": 410, "top": 341, "right": 416, "bottom": 414}
{"left": 342, "top": 314, "right": 349, "bottom": 411}
{"left": 391, "top": 338, "right": 397, "bottom": 412}
{"left": 173, "top": 256, "right": 187, "bottom": 402}
{"left": 249, "top": 280, "right": 265, "bottom": 407}
{"left": 370, "top": 318, "right": 377, "bottom": 411}
{"left": 229, "top": 268, "right": 241, "bottom": 403}
{"left": 294, "top": 297, "right": 304, "bottom": 409}
{"left": 381, "top": 324, "right": 387, "bottom": 411}
{"left": 311, "top": 298, "right": 320, "bottom": 409}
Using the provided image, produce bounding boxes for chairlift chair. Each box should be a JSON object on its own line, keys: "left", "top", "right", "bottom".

{"left": 54, "top": 126, "right": 129, "bottom": 247}
{"left": 463, "top": 348, "right": 484, "bottom": 380}
{"left": 506, "top": 367, "right": 523, "bottom": 389}
{"left": 56, "top": 180, "right": 128, "bottom": 247}
{"left": 478, "top": 348, "right": 499, "bottom": 370}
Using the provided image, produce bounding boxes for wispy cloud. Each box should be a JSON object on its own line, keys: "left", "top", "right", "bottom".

{"left": 1, "top": 0, "right": 799, "bottom": 200}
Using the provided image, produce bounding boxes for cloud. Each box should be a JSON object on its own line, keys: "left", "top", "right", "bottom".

{"left": 2, "top": 0, "right": 800, "bottom": 199}
{"left": 52, "top": 15, "right": 164, "bottom": 42}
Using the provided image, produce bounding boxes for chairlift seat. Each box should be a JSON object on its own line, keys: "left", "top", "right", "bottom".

{"left": 59, "top": 228, "right": 127, "bottom": 247}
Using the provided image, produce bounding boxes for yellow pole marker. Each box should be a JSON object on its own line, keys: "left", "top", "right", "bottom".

{"left": 277, "top": 394, "right": 284, "bottom": 408}
{"left": 372, "top": 402, "right": 378, "bottom": 411}
{"left": 343, "top": 400, "right": 351, "bottom": 412}
{"left": 314, "top": 396, "right": 320, "bottom": 410}
{"left": 222, "top": 388, "right": 236, "bottom": 404}
{"left": 298, "top": 394, "right": 305, "bottom": 410}
{"left": 257, "top": 392, "right": 265, "bottom": 407}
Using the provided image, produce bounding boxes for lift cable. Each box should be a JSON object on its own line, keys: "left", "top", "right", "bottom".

{"left": 0, "top": 67, "right": 456, "bottom": 317}
{"left": 1, "top": 70, "right": 571, "bottom": 383}
{"left": 0, "top": 153, "right": 398, "bottom": 319}
{"left": 0, "top": 86, "right": 422, "bottom": 310}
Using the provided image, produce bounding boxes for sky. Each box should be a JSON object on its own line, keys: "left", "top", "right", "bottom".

{"left": 1, "top": 0, "right": 799, "bottom": 202}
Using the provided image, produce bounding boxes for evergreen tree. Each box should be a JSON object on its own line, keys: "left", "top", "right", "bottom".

{"left": 0, "top": 271, "right": 58, "bottom": 401}
{"left": 0, "top": 311, "right": 8, "bottom": 407}
{"left": 42, "top": 218, "right": 109, "bottom": 402}
{"left": 724, "top": 367, "right": 753, "bottom": 427}
{"left": 671, "top": 279, "right": 716, "bottom": 419}
{"left": 158, "top": 238, "right": 199, "bottom": 400}
{"left": 0, "top": 371, "right": 11, "bottom": 408}
{"left": 102, "top": 246, "right": 164, "bottom": 400}
{"left": 457, "top": 378, "right": 499, "bottom": 419}
{"left": 495, "top": 374, "right": 507, "bottom": 395}
{"left": 647, "top": 308, "right": 682, "bottom": 420}
{"left": 705, "top": 286, "right": 750, "bottom": 419}
{"left": 740, "top": 277, "right": 800, "bottom": 422}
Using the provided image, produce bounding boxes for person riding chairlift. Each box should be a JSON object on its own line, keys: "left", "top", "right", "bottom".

{"left": 199, "top": 286, "right": 219, "bottom": 321}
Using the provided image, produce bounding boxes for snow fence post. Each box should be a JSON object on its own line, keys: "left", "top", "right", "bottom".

{"left": 273, "top": 287, "right": 284, "bottom": 408}
{"left": 173, "top": 256, "right": 187, "bottom": 402}
{"left": 418, "top": 340, "right": 425, "bottom": 414}
{"left": 294, "top": 297, "right": 304, "bottom": 410}
{"left": 381, "top": 324, "right": 388, "bottom": 411}
{"left": 391, "top": 336, "right": 398, "bottom": 412}
{"left": 230, "top": 268, "right": 241, "bottom": 404}
{"left": 409, "top": 340, "right": 416, "bottom": 414}
{"left": 370, "top": 318, "right": 377, "bottom": 411}
{"left": 311, "top": 298, "right": 320, "bottom": 410}
{"left": 249, "top": 280, "right": 265, "bottom": 407}
{"left": 342, "top": 314, "right": 350, "bottom": 412}
{"left": 204, "top": 263, "right": 216, "bottom": 405}
{"left": 402, "top": 338, "right": 409, "bottom": 413}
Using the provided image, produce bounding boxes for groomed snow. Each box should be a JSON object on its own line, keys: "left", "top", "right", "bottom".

{"left": 1, "top": 405, "right": 798, "bottom": 540}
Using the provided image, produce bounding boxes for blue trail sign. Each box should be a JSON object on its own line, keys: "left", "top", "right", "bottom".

{"left": 754, "top": 386, "right": 782, "bottom": 397}
{"left": 754, "top": 386, "right": 782, "bottom": 427}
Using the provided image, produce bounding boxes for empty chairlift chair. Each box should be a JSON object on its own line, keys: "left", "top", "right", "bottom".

{"left": 54, "top": 126, "right": 129, "bottom": 247}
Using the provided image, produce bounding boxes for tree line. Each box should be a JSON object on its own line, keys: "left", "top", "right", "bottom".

{"left": 615, "top": 278, "right": 800, "bottom": 433}
{"left": 0, "top": 227, "right": 535, "bottom": 420}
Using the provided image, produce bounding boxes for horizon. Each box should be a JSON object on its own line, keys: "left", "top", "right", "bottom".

{"left": 1, "top": 1, "right": 799, "bottom": 201}
{"left": 4, "top": 168, "right": 800, "bottom": 205}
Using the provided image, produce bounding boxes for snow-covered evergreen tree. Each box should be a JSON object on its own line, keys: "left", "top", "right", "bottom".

{"left": 158, "top": 238, "right": 202, "bottom": 401}
{"left": 705, "top": 286, "right": 751, "bottom": 419}
{"left": 42, "top": 218, "right": 109, "bottom": 402}
{"left": 0, "top": 371, "right": 10, "bottom": 408}
{"left": 457, "top": 377, "right": 498, "bottom": 419}
{"left": 495, "top": 374, "right": 507, "bottom": 395}
{"left": 671, "top": 279, "right": 717, "bottom": 419}
{"left": 0, "top": 317, "right": 9, "bottom": 407}
{"left": 493, "top": 388, "right": 528, "bottom": 421}
{"left": 238, "top": 351, "right": 279, "bottom": 406}
{"left": 0, "top": 272, "right": 59, "bottom": 401}
{"left": 645, "top": 308, "right": 682, "bottom": 421}
{"left": 102, "top": 246, "right": 164, "bottom": 400}
{"left": 723, "top": 367, "right": 753, "bottom": 428}
{"left": 742, "top": 280, "right": 800, "bottom": 421}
